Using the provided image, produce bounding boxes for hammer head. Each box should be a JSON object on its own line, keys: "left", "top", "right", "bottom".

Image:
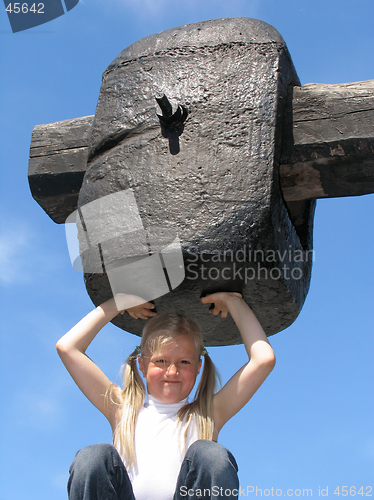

{"left": 76, "top": 18, "right": 314, "bottom": 345}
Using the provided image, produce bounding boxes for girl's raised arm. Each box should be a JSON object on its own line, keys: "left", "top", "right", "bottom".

{"left": 200, "top": 292, "right": 275, "bottom": 435}
{"left": 56, "top": 295, "right": 155, "bottom": 430}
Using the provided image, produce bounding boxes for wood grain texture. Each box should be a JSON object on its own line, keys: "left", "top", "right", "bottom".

{"left": 28, "top": 116, "right": 93, "bottom": 223}
{"left": 280, "top": 80, "right": 374, "bottom": 202}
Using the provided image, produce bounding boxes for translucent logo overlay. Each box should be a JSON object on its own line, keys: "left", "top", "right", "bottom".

{"left": 65, "top": 189, "right": 185, "bottom": 310}
{"left": 4, "top": 0, "right": 79, "bottom": 33}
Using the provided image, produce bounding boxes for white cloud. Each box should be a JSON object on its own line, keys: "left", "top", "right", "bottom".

{"left": 125, "top": 0, "right": 167, "bottom": 14}
{"left": 0, "top": 224, "right": 33, "bottom": 285}
{"left": 361, "top": 434, "right": 374, "bottom": 461}
{"left": 102, "top": 0, "right": 260, "bottom": 20}
{"left": 98, "top": 0, "right": 169, "bottom": 16}
{"left": 15, "top": 390, "right": 63, "bottom": 431}
{"left": 13, "top": 371, "right": 73, "bottom": 432}
{"left": 0, "top": 221, "right": 67, "bottom": 287}
{"left": 50, "top": 472, "right": 70, "bottom": 491}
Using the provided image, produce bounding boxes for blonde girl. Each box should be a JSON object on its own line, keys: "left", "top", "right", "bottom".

{"left": 56, "top": 292, "right": 275, "bottom": 500}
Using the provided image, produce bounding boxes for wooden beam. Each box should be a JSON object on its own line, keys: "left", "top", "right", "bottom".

{"left": 28, "top": 80, "right": 374, "bottom": 224}
{"left": 28, "top": 115, "right": 93, "bottom": 223}
{"left": 280, "top": 80, "right": 374, "bottom": 202}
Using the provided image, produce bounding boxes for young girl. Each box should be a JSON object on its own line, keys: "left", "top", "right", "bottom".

{"left": 56, "top": 292, "right": 275, "bottom": 500}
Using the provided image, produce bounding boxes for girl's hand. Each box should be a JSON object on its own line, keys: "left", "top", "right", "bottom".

{"left": 114, "top": 293, "right": 157, "bottom": 320}
{"left": 200, "top": 292, "right": 242, "bottom": 318}
{"left": 125, "top": 302, "right": 156, "bottom": 320}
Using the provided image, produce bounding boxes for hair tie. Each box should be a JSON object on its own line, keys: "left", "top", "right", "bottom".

{"left": 134, "top": 345, "right": 141, "bottom": 355}
{"left": 201, "top": 347, "right": 208, "bottom": 356}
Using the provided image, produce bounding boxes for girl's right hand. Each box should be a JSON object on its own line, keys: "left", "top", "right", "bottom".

{"left": 114, "top": 293, "right": 157, "bottom": 320}
{"left": 125, "top": 302, "right": 157, "bottom": 320}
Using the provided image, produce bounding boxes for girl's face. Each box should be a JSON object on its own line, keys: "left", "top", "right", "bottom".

{"left": 138, "top": 335, "right": 202, "bottom": 404}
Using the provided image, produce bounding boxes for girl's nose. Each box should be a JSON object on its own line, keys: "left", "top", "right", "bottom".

{"left": 166, "top": 363, "right": 178, "bottom": 375}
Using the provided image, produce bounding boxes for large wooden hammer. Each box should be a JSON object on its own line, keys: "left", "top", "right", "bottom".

{"left": 28, "top": 18, "right": 374, "bottom": 345}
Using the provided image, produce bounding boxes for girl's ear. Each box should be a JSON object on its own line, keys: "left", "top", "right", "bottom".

{"left": 197, "top": 358, "right": 202, "bottom": 375}
{"left": 138, "top": 355, "right": 147, "bottom": 377}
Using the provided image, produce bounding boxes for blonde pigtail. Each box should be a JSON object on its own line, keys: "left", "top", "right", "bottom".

{"left": 178, "top": 351, "right": 221, "bottom": 441}
{"left": 112, "top": 348, "right": 146, "bottom": 471}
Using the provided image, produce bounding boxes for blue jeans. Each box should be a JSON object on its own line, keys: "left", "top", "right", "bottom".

{"left": 68, "top": 440, "right": 239, "bottom": 499}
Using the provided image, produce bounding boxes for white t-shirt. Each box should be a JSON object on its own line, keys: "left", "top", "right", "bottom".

{"left": 126, "top": 395, "right": 199, "bottom": 500}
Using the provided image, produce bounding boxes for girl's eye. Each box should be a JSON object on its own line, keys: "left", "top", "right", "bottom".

{"left": 181, "top": 360, "right": 191, "bottom": 365}
{"left": 155, "top": 359, "right": 166, "bottom": 364}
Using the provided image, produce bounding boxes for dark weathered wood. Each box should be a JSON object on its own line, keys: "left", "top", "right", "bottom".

{"left": 28, "top": 115, "right": 93, "bottom": 223}
{"left": 28, "top": 81, "right": 374, "bottom": 225}
{"left": 280, "top": 80, "right": 374, "bottom": 202}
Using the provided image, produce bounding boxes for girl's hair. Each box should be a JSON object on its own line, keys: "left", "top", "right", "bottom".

{"left": 107, "top": 312, "right": 220, "bottom": 470}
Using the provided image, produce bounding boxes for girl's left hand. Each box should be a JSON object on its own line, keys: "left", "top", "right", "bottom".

{"left": 200, "top": 292, "right": 242, "bottom": 318}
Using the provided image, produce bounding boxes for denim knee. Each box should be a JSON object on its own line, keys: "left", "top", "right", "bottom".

{"left": 68, "top": 443, "right": 133, "bottom": 500}
{"left": 185, "top": 440, "right": 238, "bottom": 475}
{"left": 69, "top": 443, "right": 123, "bottom": 477}
{"left": 174, "top": 440, "right": 239, "bottom": 499}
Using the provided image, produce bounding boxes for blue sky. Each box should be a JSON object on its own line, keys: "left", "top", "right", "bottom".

{"left": 0, "top": 1, "right": 373, "bottom": 499}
